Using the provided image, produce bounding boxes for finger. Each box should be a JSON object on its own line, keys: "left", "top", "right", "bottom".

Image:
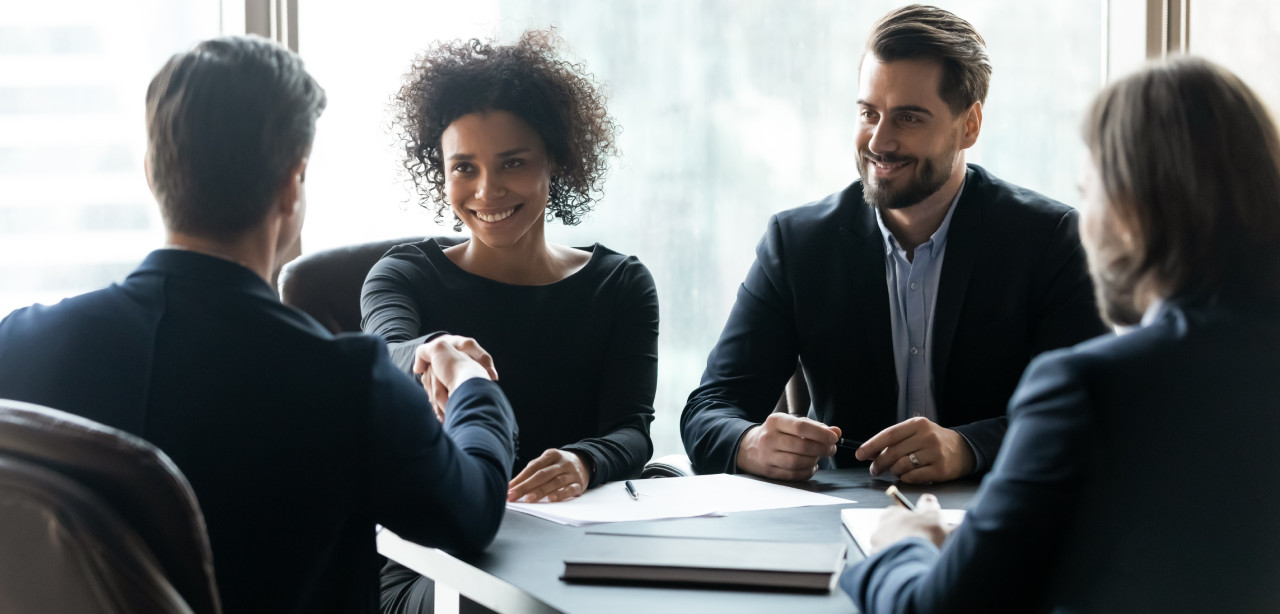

{"left": 858, "top": 418, "right": 926, "bottom": 461}
{"left": 509, "top": 450, "right": 560, "bottom": 487}
{"left": 517, "top": 469, "right": 576, "bottom": 503}
{"left": 759, "top": 458, "right": 820, "bottom": 481}
{"left": 770, "top": 413, "right": 840, "bottom": 444}
{"left": 412, "top": 342, "right": 433, "bottom": 374}
{"left": 760, "top": 417, "right": 839, "bottom": 458}
{"left": 507, "top": 469, "right": 555, "bottom": 502}
{"left": 544, "top": 482, "right": 586, "bottom": 503}
{"left": 880, "top": 448, "right": 928, "bottom": 478}
{"left": 916, "top": 493, "right": 941, "bottom": 511}
{"left": 456, "top": 338, "right": 499, "bottom": 380}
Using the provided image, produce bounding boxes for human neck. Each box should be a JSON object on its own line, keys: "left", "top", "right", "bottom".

{"left": 164, "top": 225, "right": 279, "bottom": 284}
{"left": 879, "top": 162, "right": 966, "bottom": 258}
{"left": 450, "top": 225, "right": 578, "bottom": 286}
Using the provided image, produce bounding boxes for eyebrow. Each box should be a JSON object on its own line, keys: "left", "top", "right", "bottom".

{"left": 856, "top": 100, "right": 935, "bottom": 117}
{"left": 446, "top": 147, "right": 532, "bottom": 162}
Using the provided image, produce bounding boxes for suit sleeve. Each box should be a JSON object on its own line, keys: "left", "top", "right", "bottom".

{"left": 561, "top": 260, "right": 658, "bottom": 487}
{"left": 366, "top": 342, "right": 518, "bottom": 552}
{"left": 841, "top": 350, "right": 1095, "bottom": 613}
{"left": 681, "top": 216, "right": 801, "bottom": 474}
{"left": 361, "top": 253, "right": 434, "bottom": 374}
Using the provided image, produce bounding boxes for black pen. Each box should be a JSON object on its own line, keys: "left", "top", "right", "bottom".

{"left": 835, "top": 437, "right": 864, "bottom": 450}
{"left": 624, "top": 480, "right": 639, "bottom": 500}
{"left": 885, "top": 485, "right": 916, "bottom": 511}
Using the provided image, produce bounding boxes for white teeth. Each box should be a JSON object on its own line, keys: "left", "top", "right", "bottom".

{"left": 474, "top": 207, "right": 517, "bottom": 223}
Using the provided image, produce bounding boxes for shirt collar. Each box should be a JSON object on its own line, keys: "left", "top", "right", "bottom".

{"left": 874, "top": 179, "right": 965, "bottom": 257}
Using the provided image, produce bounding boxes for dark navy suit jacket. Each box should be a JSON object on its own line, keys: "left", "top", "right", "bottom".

{"left": 842, "top": 296, "right": 1280, "bottom": 613}
{"left": 682, "top": 165, "right": 1109, "bottom": 474}
{"left": 0, "top": 249, "right": 518, "bottom": 614}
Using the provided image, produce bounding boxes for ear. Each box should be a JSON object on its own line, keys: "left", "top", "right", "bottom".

{"left": 276, "top": 158, "right": 308, "bottom": 217}
{"left": 958, "top": 101, "right": 983, "bottom": 150}
{"left": 143, "top": 152, "right": 157, "bottom": 196}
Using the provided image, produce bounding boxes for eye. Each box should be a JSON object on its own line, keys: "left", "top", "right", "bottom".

{"left": 900, "top": 114, "right": 921, "bottom": 124}
{"left": 451, "top": 162, "right": 474, "bottom": 174}
{"left": 859, "top": 109, "right": 878, "bottom": 121}
{"left": 503, "top": 158, "right": 526, "bottom": 169}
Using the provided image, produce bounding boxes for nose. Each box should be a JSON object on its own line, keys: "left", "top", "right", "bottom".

{"left": 475, "top": 169, "right": 506, "bottom": 201}
{"left": 866, "top": 119, "right": 897, "bottom": 155}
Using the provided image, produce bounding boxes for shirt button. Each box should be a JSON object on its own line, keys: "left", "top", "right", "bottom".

{"left": 910, "top": 346, "right": 919, "bottom": 355}
{"left": 910, "top": 282, "right": 918, "bottom": 290}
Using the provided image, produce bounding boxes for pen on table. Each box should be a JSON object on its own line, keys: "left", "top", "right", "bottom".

{"left": 624, "top": 480, "right": 639, "bottom": 501}
{"left": 885, "top": 485, "right": 916, "bottom": 511}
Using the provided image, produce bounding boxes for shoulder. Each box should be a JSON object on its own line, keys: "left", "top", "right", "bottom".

{"left": 965, "top": 164, "right": 1078, "bottom": 230}
{"left": 769, "top": 184, "right": 866, "bottom": 240}
{"left": 365, "top": 238, "right": 460, "bottom": 289}
{"left": 582, "top": 244, "right": 659, "bottom": 307}
{"left": 1016, "top": 317, "right": 1172, "bottom": 401}
{"left": 1, "top": 283, "right": 139, "bottom": 342}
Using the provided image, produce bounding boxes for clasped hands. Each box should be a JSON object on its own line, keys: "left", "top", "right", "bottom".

{"left": 412, "top": 335, "right": 592, "bottom": 504}
{"left": 736, "top": 413, "right": 975, "bottom": 483}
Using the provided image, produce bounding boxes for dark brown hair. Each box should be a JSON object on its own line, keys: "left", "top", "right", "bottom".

{"left": 145, "top": 35, "right": 326, "bottom": 239}
{"left": 865, "top": 4, "right": 991, "bottom": 117}
{"left": 393, "top": 30, "right": 618, "bottom": 230}
{"left": 1083, "top": 56, "right": 1280, "bottom": 325}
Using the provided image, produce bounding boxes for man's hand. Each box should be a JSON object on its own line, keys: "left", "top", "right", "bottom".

{"left": 413, "top": 335, "right": 499, "bottom": 420}
{"left": 869, "top": 493, "right": 950, "bottom": 553}
{"left": 736, "top": 413, "right": 841, "bottom": 481}
{"left": 507, "top": 449, "right": 592, "bottom": 503}
{"left": 856, "top": 417, "right": 975, "bottom": 483}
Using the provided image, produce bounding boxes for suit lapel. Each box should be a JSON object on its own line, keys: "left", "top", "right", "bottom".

{"left": 837, "top": 189, "right": 898, "bottom": 410}
{"left": 932, "top": 167, "right": 983, "bottom": 403}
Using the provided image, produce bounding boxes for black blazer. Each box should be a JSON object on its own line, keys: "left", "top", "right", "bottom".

{"left": 681, "top": 165, "right": 1108, "bottom": 474}
{"left": 0, "top": 250, "right": 518, "bottom": 614}
{"left": 841, "top": 296, "right": 1280, "bottom": 613}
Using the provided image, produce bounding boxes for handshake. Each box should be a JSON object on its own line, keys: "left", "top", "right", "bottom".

{"left": 413, "top": 334, "right": 499, "bottom": 422}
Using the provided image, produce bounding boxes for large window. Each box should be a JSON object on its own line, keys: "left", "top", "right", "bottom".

{"left": 1190, "top": 0, "right": 1280, "bottom": 117}
{"left": 0, "top": 0, "right": 220, "bottom": 315}
{"left": 300, "top": 1, "right": 1104, "bottom": 458}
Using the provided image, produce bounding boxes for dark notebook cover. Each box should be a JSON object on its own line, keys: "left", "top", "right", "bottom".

{"left": 561, "top": 532, "right": 847, "bottom": 592}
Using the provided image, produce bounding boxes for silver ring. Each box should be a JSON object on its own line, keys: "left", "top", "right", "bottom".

{"left": 908, "top": 453, "right": 921, "bottom": 468}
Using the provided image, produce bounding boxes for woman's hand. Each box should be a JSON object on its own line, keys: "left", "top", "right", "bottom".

{"left": 507, "top": 449, "right": 593, "bottom": 503}
{"left": 869, "top": 493, "right": 952, "bottom": 552}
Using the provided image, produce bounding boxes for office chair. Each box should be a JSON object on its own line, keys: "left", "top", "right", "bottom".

{"left": 0, "top": 399, "right": 221, "bottom": 614}
{"left": 279, "top": 236, "right": 462, "bottom": 334}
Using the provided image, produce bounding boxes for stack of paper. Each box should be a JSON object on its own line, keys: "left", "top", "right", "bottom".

{"left": 508, "top": 473, "right": 852, "bottom": 526}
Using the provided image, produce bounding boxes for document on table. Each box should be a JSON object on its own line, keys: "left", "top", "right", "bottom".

{"left": 507, "top": 473, "right": 853, "bottom": 527}
{"left": 840, "top": 507, "right": 966, "bottom": 556}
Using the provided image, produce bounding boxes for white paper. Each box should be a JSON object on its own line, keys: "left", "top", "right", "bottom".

{"left": 840, "top": 507, "right": 966, "bottom": 556}
{"left": 507, "top": 473, "right": 853, "bottom": 527}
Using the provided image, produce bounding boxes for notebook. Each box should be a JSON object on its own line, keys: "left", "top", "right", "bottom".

{"left": 840, "top": 507, "right": 966, "bottom": 556}
{"left": 561, "top": 532, "right": 848, "bottom": 592}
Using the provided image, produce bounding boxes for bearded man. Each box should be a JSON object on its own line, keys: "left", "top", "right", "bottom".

{"left": 681, "top": 4, "right": 1109, "bottom": 483}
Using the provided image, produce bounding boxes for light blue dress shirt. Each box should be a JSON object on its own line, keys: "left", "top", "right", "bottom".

{"left": 873, "top": 182, "right": 963, "bottom": 424}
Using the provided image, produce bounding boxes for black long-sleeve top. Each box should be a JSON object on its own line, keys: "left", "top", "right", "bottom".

{"left": 360, "top": 239, "right": 658, "bottom": 487}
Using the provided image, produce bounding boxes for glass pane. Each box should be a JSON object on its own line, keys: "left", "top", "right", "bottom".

{"left": 1191, "top": 0, "right": 1280, "bottom": 116}
{"left": 301, "top": 1, "right": 1103, "bottom": 459}
{"left": 0, "top": 0, "right": 221, "bottom": 315}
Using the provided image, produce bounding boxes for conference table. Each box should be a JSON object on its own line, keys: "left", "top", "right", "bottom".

{"left": 378, "top": 468, "right": 983, "bottom": 614}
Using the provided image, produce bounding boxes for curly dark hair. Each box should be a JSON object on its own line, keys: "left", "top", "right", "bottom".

{"left": 393, "top": 30, "right": 618, "bottom": 230}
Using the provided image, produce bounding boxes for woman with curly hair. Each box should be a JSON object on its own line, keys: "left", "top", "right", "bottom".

{"left": 360, "top": 29, "right": 656, "bottom": 612}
